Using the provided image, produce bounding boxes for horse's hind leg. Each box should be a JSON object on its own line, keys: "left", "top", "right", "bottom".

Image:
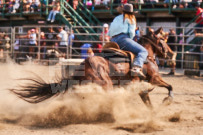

{"left": 139, "top": 88, "right": 154, "bottom": 109}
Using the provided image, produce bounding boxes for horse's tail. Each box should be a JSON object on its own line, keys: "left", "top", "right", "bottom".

{"left": 10, "top": 76, "right": 75, "bottom": 103}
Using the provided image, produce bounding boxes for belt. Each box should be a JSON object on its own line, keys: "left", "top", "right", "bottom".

{"left": 112, "top": 33, "right": 124, "bottom": 38}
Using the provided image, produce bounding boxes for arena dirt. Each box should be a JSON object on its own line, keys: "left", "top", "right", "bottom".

{"left": 0, "top": 61, "right": 202, "bottom": 135}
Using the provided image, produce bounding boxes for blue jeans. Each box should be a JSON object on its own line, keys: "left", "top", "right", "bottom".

{"left": 47, "top": 10, "right": 59, "bottom": 21}
{"left": 111, "top": 33, "right": 148, "bottom": 67}
{"left": 164, "top": 0, "right": 178, "bottom": 4}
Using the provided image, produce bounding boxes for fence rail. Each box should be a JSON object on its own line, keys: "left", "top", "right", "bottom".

{"left": 0, "top": 25, "right": 202, "bottom": 71}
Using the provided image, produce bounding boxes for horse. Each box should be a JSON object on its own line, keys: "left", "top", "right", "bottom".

{"left": 11, "top": 29, "right": 173, "bottom": 108}
{"left": 153, "top": 27, "right": 177, "bottom": 74}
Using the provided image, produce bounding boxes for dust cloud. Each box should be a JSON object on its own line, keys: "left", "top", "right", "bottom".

{"left": 0, "top": 61, "right": 162, "bottom": 130}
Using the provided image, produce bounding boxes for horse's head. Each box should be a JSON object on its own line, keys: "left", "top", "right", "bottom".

{"left": 144, "top": 27, "right": 170, "bottom": 58}
{"left": 138, "top": 28, "right": 167, "bottom": 59}
{"left": 154, "top": 27, "right": 170, "bottom": 58}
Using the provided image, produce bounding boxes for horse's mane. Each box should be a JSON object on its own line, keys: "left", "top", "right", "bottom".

{"left": 138, "top": 35, "right": 164, "bottom": 57}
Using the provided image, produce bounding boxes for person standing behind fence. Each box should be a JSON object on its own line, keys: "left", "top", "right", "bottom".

{"left": 46, "top": 27, "right": 57, "bottom": 46}
{"left": 81, "top": 43, "right": 94, "bottom": 59}
{"left": 167, "top": 28, "right": 177, "bottom": 75}
{"left": 99, "top": 23, "right": 110, "bottom": 43}
{"left": 68, "top": 30, "right": 75, "bottom": 46}
{"left": 28, "top": 29, "right": 37, "bottom": 58}
{"left": 0, "top": 32, "right": 5, "bottom": 58}
{"left": 47, "top": 2, "right": 60, "bottom": 23}
{"left": 40, "top": 32, "right": 47, "bottom": 59}
{"left": 57, "top": 26, "right": 68, "bottom": 58}
{"left": 134, "top": 26, "right": 140, "bottom": 42}
{"left": 195, "top": 3, "right": 203, "bottom": 33}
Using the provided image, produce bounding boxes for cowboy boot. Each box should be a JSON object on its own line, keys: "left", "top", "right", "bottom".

{"left": 131, "top": 66, "right": 146, "bottom": 79}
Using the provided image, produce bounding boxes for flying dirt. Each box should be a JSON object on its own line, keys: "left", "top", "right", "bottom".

{"left": 0, "top": 61, "right": 202, "bottom": 135}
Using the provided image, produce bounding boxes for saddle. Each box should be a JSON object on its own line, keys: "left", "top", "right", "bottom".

{"left": 101, "top": 42, "right": 135, "bottom": 66}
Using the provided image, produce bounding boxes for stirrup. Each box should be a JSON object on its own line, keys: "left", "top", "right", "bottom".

{"left": 131, "top": 66, "right": 146, "bottom": 78}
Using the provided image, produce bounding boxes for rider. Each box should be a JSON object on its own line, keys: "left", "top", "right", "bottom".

{"left": 108, "top": 3, "right": 148, "bottom": 78}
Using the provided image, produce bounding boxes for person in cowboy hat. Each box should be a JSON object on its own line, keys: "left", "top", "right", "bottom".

{"left": 108, "top": 3, "right": 148, "bottom": 78}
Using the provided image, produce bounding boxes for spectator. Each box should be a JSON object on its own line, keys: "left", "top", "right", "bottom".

{"left": 95, "top": 0, "right": 101, "bottom": 6}
{"left": 164, "top": 0, "right": 178, "bottom": 8}
{"left": 86, "top": 0, "right": 92, "bottom": 6}
{"left": 13, "top": 35, "right": 22, "bottom": 60}
{"left": 47, "top": 2, "right": 60, "bottom": 23}
{"left": 17, "top": 30, "right": 32, "bottom": 58}
{"left": 179, "top": 0, "right": 192, "bottom": 8}
{"left": 40, "top": 32, "right": 47, "bottom": 59}
{"left": 0, "top": 32, "right": 5, "bottom": 58}
{"left": 35, "top": 0, "right": 40, "bottom": 9}
{"left": 57, "top": 26, "right": 68, "bottom": 57}
{"left": 23, "top": 0, "right": 32, "bottom": 13}
{"left": 134, "top": 0, "right": 144, "bottom": 9}
{"left": 12, "top": 0, "right": 20, "bottom": 13}
{"left": 93, "top": 23, "right": 110, "bottom": 55}
{"left": 103, "top": 0, "right": 110, "bottom": 9}
{"left": 81, "top": 43, "right": 92, "bottom": 59}
{"left": 28, "top": 29, "right": 37, "bottom": 57}
{"left": 195, "top": 3, "right": 203, "bottom": 33}
{"left": 145, "top": 0, "right": 159, "bottom": 8}
{"left": 7, "top": 0, "right": 15, "bottom": 13}
{"left": 134, "top": 26, "right": 140, "bottom": 42}
{"left": 68, "top": 30, "right": 74, "bottom": 46}
{"left": 188, "top": 0, "right": 201, "bottom": 8}
{"left": 48, "top": 0, "right": 54, "bottom": 5}
{"left": 46, "top": 27, "right": 57, "bottom": 46}
{"left": 94, "top": 43, "right": 102, "bottom": 54}
{"left": 167, "top": 28, "right": 177, "bottom": 75}
{"left": 99, "top": 23, "right": 110, "bottom": 43}
{"left": 30, "top": 0, "right": 40, "bottom": 12}
{"left": 86, "top": 0, "right": 93, "bottom": 10}
{"left": 4, "top": 34, "right": 11, "bottom": 51}
{"left": 41, "top": 0, "right": 53, "bottom": 11}
{"left": 121, "top": 0, "right": 128, "bottom": 5}
{"left": 73, "top": 0, "right": 78, "bottom": 10}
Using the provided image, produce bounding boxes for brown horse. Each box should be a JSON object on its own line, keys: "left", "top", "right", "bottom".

{"left": 11, "top": 31, "right": 173, "bottom": 107}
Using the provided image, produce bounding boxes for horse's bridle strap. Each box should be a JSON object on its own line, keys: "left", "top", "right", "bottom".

{"left": 140, "top": 36, "right": 164, "bottom": 56}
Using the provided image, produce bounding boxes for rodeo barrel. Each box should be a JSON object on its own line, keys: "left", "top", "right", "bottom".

{"left": 61, "top": 59, "right": 84, "bottom": 78}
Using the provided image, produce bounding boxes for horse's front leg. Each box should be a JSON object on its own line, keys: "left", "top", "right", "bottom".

{"left": 149, "top": 74, "right": 173, "bottom": 104}
{"left": 139, "top": 87, "right": 154, "bottom": 109}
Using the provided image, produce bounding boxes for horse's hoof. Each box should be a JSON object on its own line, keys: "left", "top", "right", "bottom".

{"left": 162, "top": 96, "right": 173, "bottom": 105}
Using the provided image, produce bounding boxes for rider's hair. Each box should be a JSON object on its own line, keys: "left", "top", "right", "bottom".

{"left": 123, "top": 13, "right": 136, "bottom": 25}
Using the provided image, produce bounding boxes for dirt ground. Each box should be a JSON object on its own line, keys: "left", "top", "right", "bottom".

{"left": 0, "top": 61, "right": 202, "bottom": 135}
